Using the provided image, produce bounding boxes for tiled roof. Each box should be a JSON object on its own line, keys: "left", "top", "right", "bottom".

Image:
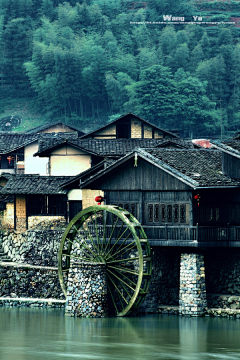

{"left": 222, "top": 140, "right": 240, "bottom": 152}
{"left": 0, "top": 133, "right": 39, "bottom": 154}
{"left": 79, "top": 113, "right": 179, "bottom": 139}
{"left": 35, "top": 138, "right": 195, "bottom": 157}
{"left": 25, "top": 121, "right": 85, "bottom": 136}
{"left": 0, "top": 174, "right": 73, "bottom": 195}
{"left": 139, "top": 148, "right": 240, "bottom": 187}
{"left": 0, "top": 132, "right": 79, "bottom": 154}
{"left": 81, "top": 148, "right": 240, "bottom": 189}
{"left": 211, "top": 140, "right": 240, "bottom": 158}
{"left": 60, "top": 159, "right": 115, "bottom": 189}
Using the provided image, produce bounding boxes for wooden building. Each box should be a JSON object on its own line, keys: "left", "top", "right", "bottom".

{"left": 77, "top": 147, "right": 240, "bottom": 247}
{"left": 80, "top": 113, "right": 179, "bottom": 140}
{"left": 25, "top": 121, "right": 85, "bottom": 136}
{"left": 0, "top": 174, "right": 72, "bottom": 231}
{"left": 0, "top": 121, "right": 84, "bottom": 176}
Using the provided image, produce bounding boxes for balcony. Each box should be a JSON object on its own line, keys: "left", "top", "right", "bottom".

{"left": 142, "top": 225, "right": 240, "bottom": 247}
{"left": 88, "top": 224, "right": 240, "bottom": 247}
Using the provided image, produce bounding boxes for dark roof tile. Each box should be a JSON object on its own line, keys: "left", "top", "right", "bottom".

{"left": 80, "top": 148, "right": 240, "bottom": 189}
{"left": 0, "top": 132, "right": 79, "bottom": 154}
{"left": 141, "top": 148, "right": 239, "bottom": 187}
{"left": 36, "top": 138, "right": 195, "bottom": 157}
{"left": 0, "top": 174, "right": 73, "bottom": 195}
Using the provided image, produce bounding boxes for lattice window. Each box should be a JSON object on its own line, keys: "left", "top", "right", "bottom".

{"left": 161, "top": 204, "right": 166, "bottom": 222}
{"left": 148, "top": 204, "right": 153, "bottom": 222}
{"left": 131, "top": 203, "right": 136, "bottom": 217}
{"left": 180, "top": 204, "right": 186, "bottom": 223}
{"left": 167, "top": 205, "right": 172, "bottom": 222}
{"left": 154, "top": 204, "right": 159, "bottom": 222}
{"left": 174, "top": 204, "right": 179, "bottom": 222}
{"left": 113, "top": 202, "right": 139, "bottom": 220}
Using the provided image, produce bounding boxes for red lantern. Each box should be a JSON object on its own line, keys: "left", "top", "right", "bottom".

{"left": 95, "top": 195, "right": 104, "bottom": 205}
{"left": 7, "top": 156, "right": 13, "bottom": 165}
{"left": 194, "top": 194, "right": 201, "bottom": 207}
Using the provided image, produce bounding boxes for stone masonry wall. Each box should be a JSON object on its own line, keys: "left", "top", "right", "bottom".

{"left": 1, "top": 229, "right": 64, "bottom": 266}
{"left": 28, "top": 216, "right": 66, "bottom": 229}
{"left": 179, "top": 253, "right": 207, "bottom": 316}
{"left": 0, "top": 262, "right": 64, "bottom": 300}
{"left": 205, "top": 249, "right": 240, "bottom": 309}
{"left": 140, "top": 247, "right": 180, "bottom": 313}
{"left": 2, "top": 230, "right": 240, "bottom": 315}
{"left": 66, "top": 262, "right": 108, "bottom": 317}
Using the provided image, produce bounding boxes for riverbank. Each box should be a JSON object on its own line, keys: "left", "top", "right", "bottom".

{"left": 0, "top": 259, "right": 239, "bottom": 318}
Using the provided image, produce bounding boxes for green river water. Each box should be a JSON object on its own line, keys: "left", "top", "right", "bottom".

{"left": 0, "top": 307, "right": 240, "bottom": 360}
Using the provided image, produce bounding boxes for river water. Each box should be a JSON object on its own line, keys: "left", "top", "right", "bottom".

{"left": 0, "top": 308, "right": 240, "bottom": 360}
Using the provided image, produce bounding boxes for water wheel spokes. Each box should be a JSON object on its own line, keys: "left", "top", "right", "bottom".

{"left": 58, "top": 205, "right": 152, "bottom": 317}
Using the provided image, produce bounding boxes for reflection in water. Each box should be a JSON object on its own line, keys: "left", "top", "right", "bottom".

{"left": 0, "top": 308, "right": 240, "bottom": 360}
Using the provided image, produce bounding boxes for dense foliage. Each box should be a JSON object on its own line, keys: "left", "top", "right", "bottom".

{"left": 0, "top": 0, "right": 240, "bottom": 136}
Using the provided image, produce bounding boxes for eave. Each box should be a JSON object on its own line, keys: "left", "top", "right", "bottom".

{"left": 80, "top": 149, "right": 199, "bottom": 189}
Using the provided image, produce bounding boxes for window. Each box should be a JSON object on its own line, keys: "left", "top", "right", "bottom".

{"left": 161, "top": 204, "right": 166, "bottom": 222}
{"left": 27, "top": 195, "right": 67, "bottom": 216}
{"left": 116, "top": 120, "right": 131, "bottom": 138}
{"left": 174, "top": 204, "right": 179, "bottom": 222}
{"left": 113, "top": 202, "right": 139, "bottom": 220}
{"left": 145, "top": 202, "right": 188, "bottom": 224}
{"left": 148, "top": 204, "right": 153, "bottom": 222}
{"left": 154, "top": 204, "right": 159, "bottom": 222}
{"left": 180, "top": 204, "right": 186, "bottom": 223}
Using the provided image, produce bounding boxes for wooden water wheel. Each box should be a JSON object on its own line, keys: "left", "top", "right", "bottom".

{"left": 58, "top": 205, "right": 152, "bottom": 317}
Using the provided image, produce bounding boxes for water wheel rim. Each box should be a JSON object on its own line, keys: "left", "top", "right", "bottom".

{"left": 58, "top": 205, "right": 152, "bottom": 317}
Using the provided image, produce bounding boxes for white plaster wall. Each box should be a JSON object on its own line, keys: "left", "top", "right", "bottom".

{"left": 67, "top": 189, "right": 82, "bottom": 200}
{"left": 24, "top": 142, "right": 49, "bottom": 175}
{"left": 50, "top": 145, "right": 91, "bottom": 176}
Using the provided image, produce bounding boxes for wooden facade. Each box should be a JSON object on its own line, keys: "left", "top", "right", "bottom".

{"left": 81, "top": 151, "right": 240, "bottom": 247}
{"left": 81, "top": 113, "right": 178, "bottom": 140}
{"left": 222, "top": 153, "right": 240, "bottom": 179}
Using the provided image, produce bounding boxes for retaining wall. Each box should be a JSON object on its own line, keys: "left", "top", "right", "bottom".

{"left": 0, "top": 262, "right": 64, "bottom": 301}
{"left": 66, "top": 262, "right": 108, "bottom": 317}
{"left": 1, "top": 229, "right": 64, "bottom": 266}
{"left": 1, "top": 229, "right": 240, "bottom": 315}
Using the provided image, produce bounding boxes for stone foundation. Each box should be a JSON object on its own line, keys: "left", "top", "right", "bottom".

{"left": 0, "top": 262, "right": 65, "bottom": 299}
{"left": 1, "top": 229, "right": 64, "bottom": 266}
{"left": 179, "top": 253, "right": 207, "bottom": 316}
{"left": 140, "top": 248, "right": 180, "bottom": 313}
{"left": 65, "top": 262, "right": 108, "bottom": 317}
{"left": 28, "top": 216, "right": 66, "bottom": 229}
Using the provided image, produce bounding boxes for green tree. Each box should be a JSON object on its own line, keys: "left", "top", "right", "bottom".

{"left": 175, "top": 76, "right": 215, "bottom": 137}
{"left": 200, "top": 32, "right": 210, "bottom": 59}
{"left": 125, "top": 65, "right": 178, "bottom": 127}
{"left": 159, "top": 26, "right": 177, "bottom": 56}
{"left": 172, "top": 43, "right": 190, "bottom": 72}
{"left": 3, "top": 17, "right": 33, "bottom": 91}
{"left": 190, "top": 44, "right": 204, "bottom": 73}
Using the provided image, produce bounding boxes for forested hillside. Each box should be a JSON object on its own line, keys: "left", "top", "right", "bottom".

{"left": 1, "top": 0, "right": 240, "bottom": 137}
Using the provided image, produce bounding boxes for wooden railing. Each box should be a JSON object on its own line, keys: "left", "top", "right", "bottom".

{"left": 87, "top": 224, "right": 240, "bottom": 242}
{"left": 142, "top": 225, "right": 240, "bottom": 242}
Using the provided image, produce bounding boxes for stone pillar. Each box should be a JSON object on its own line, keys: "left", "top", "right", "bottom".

{"left": 179, "top": 253, "right": 207, "bottom": 316}
{"left": 65, "top": 262, "right": 108, "bottom": 317}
